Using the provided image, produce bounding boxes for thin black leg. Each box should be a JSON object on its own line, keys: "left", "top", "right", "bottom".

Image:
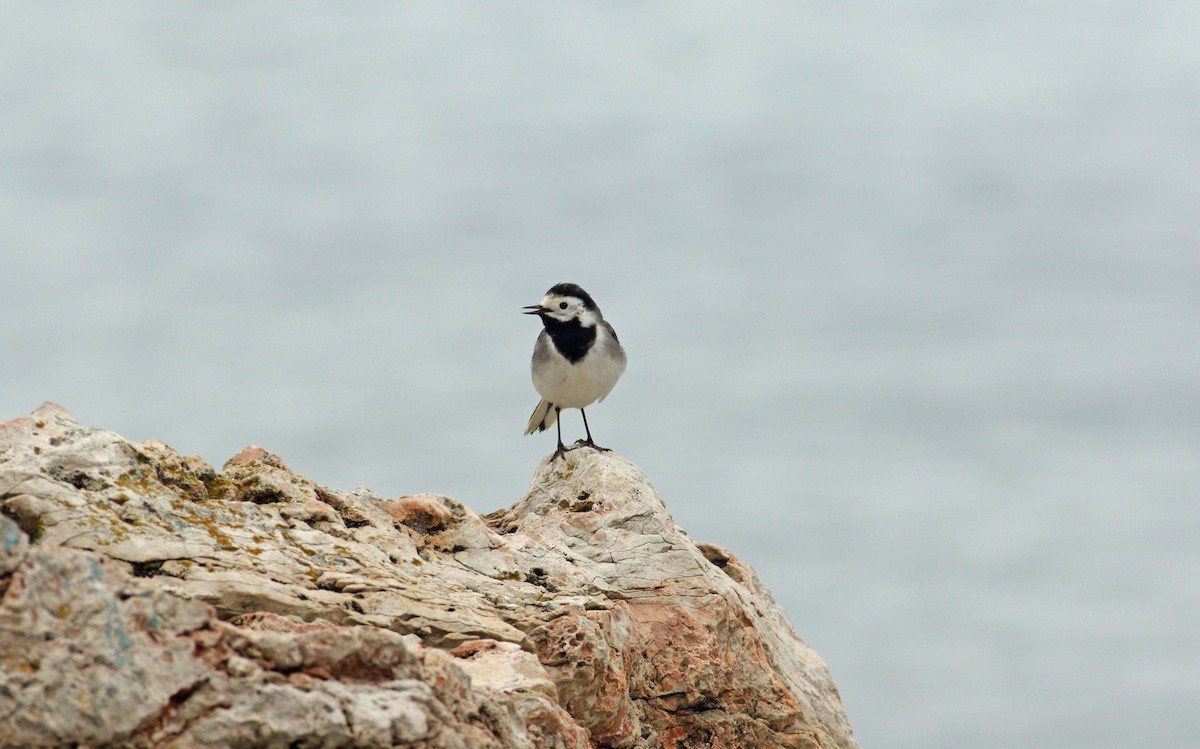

{"left": 552, "top": 406, "right": 568, "bottom": 460}
{"left": 579, "top": 409, "right": 611, "bottom": 452}
{"left": 581, "top": 409, "right": 594, "bottom": 443}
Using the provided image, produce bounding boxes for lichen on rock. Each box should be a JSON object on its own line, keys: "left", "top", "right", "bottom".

{"left": 0, "top": 402, "right": 857, "bottom": 748}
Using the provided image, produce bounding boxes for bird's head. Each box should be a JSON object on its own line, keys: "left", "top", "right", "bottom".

{"left": 523, "top": 283, "right": 602, "bottom": 326}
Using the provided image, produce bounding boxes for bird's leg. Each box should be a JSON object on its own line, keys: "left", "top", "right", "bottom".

{"left": 551, "top": 406, "right": 570, "bottom": 461}
{"left": 578, "top": 409, "right": 611, "bottom": 452}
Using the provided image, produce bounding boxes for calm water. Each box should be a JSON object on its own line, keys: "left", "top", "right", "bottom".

{"left": 3, "top": 3, "right": 1199, "bottom": 747}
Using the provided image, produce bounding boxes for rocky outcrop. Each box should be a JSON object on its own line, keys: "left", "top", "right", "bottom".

{"left": 0, "top": 403, "right": 856, "bottom": 748}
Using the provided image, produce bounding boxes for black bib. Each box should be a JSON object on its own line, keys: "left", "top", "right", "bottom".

{"left": 543, "top": 317, "right": 596, "bottom": 364}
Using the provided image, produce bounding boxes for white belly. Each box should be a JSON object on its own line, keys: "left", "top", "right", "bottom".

{"left": 531, "top": 332, "right": 625, "bottom": 409}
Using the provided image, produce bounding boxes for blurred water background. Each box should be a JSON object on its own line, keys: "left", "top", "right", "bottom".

{"left": 3, "top": 3, "right": 1198, "bottom": 747}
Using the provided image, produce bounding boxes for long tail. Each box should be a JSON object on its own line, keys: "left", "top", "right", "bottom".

{"left": 524, "top": 399, "right": 558, "bottom": 435}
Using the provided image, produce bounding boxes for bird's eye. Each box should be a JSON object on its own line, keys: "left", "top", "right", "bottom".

{"left": 559, "top": 302, "right": 568, "bottom": 310}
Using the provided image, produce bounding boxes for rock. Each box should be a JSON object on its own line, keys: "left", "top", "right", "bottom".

{"left": 0, "top": 402, "right": 857, "bottom": 748}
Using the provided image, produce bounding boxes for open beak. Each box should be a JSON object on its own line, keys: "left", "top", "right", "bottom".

{"left": 522, "top": 304, "right": 547, "bottom": 316}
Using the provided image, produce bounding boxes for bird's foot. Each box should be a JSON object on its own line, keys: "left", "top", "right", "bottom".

{"left": 551, "top": 441, "right": 581, "bottom": 461}
{"left": 575, "top": 438, "right": 612, "bottom": 453}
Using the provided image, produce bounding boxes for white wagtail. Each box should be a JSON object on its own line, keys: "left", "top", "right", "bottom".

{"left": 523, "top": 283, "right": 626, "bottom": 460}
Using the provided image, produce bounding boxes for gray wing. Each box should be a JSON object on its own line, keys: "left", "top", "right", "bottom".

{"left": 531, "top": 330, "right": 554, "bottom": 371}
{"left": 599, "top": 321, "right": 626, "bottom": 366}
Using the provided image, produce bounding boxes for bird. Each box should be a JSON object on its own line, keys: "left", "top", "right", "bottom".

{"left": 523, "top": 283, "right": 626, "bottom": 460}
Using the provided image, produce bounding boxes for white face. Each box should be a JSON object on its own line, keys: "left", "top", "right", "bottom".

{"left": 540, "top": 293, "right": 598, "bottom": 326}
